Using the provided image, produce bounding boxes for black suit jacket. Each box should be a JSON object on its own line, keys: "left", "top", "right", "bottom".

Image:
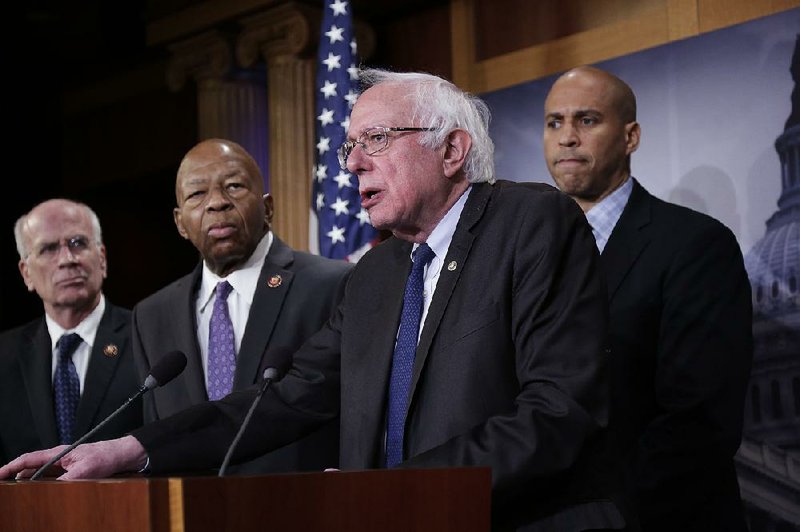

{"left": 135, "top": 181, "right": 626, "bottom": 531}
{"left": 602, "top": 179, "right": 752, "bottom": 531}
{"left": 131, "top": 236, "right": 352, "bottom": 474}
{"left": 0, "top": 303, "right": 142, "bottom": 464}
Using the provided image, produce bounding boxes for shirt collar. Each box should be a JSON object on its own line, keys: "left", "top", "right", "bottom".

{"left": 45, "top": 294, "right": 106, "bottom": 350}
{"left": 585, "top": 176, "right": 633, "bottom": 252}
{"left": 413, "top": 185, "right": 472, "bottom": 261}
{"left": 199, "top": 231, "right": 273, "bottom": 312}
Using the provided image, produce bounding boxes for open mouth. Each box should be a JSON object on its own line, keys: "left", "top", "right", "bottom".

{"left": 360, "top": 188, "right": 382, "bottom": 208}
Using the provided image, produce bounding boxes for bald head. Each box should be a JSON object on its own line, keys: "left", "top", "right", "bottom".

{"left": 553, "top": 66, "right": 637, "bottom": 123}
{"left": 176, "top": 139, "right": 264, "bottom": 203}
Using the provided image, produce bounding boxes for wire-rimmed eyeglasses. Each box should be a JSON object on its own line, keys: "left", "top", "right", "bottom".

{"left": 27, "top": 235, "right": 92, "bottom": 261}
{"left": 337, "top": 126, "right": 437, "bottom": 169}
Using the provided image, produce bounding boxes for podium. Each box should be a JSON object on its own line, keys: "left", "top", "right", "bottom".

{"left": 0, "top": 467, "right": 490, "bottom": 531}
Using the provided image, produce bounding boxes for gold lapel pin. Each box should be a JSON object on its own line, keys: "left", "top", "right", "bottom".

{"left": 447, "top": 260, "right": 457, "bottom": 271}
{"left": 267, "top": 274, "right": 283, "bottom": 288}
{"left": 103, "top": 344, "right": 119, "bottom": 357}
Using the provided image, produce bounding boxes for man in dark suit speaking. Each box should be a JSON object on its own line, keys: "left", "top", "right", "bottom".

{"left": 2, "top": 70, "right": 625, "bottom": 531}
{"left": 543, "top": 66, "right": 753, "bottom": 531}
{"left": 0, "top": 199, "right": 142, "bottom": 464}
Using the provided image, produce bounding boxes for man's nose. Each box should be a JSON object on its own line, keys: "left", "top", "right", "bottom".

{"left": 346, "top": 143, "right": 368, "bottom": 173}
{"left": 56, "top": 243, "right": 77, "bottom": 263}
{"left": 559, "top": 124, "right": 579, "bottom": 147}
{"left": 206, "top": 186, "right": 233, "bottom": 210}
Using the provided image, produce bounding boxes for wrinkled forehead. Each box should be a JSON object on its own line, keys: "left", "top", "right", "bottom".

{"left": 349, "top": 83, "right": 414, "bottom": 136}
{"left": 25, "top": 205, "right": 92, "bottom": 243}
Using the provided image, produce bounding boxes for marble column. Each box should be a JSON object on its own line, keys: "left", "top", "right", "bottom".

{"left": 166, "top": 30, "right": 269, "bottom": 190}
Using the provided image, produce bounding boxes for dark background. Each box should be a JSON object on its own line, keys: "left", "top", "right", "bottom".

{"left": 1, "top": 0, "right": 451, "bottom": 331}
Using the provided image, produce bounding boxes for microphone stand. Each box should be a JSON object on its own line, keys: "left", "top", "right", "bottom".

{"left": 30, "top": 385, "right": 148, "bottom": 481}
{"left": 218, "top": 372, "right": 277, "bottom": 477}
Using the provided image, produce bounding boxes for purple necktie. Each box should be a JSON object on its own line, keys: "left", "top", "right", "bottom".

{"left": 386, "top": 243, "right": 435, "bottom": 468}
{"left": 207, "top": 280, "right": 236, "bottom": 400}
{"left": 54, "top": 332, "right": 82, "bottom": 444}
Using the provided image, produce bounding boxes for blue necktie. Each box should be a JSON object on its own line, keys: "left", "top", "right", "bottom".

{"left": 54, "top": 333, "right": 82, "bottom": 444}
{"left": 207, "top": 281, "right": 236, "bottom": 400}
{"left": 386, "top": 243, "right": 435, "bottom": 468}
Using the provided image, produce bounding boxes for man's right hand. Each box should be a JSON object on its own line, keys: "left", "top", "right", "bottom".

{"left": 0, "top": 435, "right": 148, "bottom": 480}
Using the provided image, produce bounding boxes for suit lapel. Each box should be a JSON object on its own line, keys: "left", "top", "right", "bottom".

{"left": 19, "top": 321, "right": 59, "bottom": 447}
{"left": 233, "top": 238, "right": 295, "bottom": 389}
{"left": 75, "top": 305, "right": 128, "bottom": 437}
{"left": 601, "top": 179, "right": 653, "bottom": 302}
{"left": 408, "top": 183, "right": 490, "bottom": 409}
{"left": 177, "top": 265, "right": 209, "bottom": 404}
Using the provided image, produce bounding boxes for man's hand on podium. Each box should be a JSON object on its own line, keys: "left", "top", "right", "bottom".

{"left": 0, "top": 435, "right": 148, "bottom": 480}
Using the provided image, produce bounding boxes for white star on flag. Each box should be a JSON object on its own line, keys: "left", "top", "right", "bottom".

{"left": 325, "top": 25, "right": 345, "bottom": 44}
{"left": 356, "top": 208, "right": 371, "bottom": 226}
{"left": 316, "top": 193, "right": 326, "bottom": 211}
{"left": 330, "top": 196, "right": 350, "bottom": 216}
{"left": 329, "top": 0, "right": 348, "bottom": 16}
{"left": 322, "top": 53, "right": 341, "bottom": 71}
{"left": 319, "top": 81, "right": 338, "bottom": 99}
{"left": 333, "top": 170, "right": 352, "bottom": 189}
{"left": 317, "top": 108, "right": 335, "bottom": 126}
{"left": 344, "top": 90, "right": 358, "bottom": 107}
{"left": 327, "top": 225, "right": 346, "bottom": 244}
{"left": 315, "top": 164, "right": 328, "bottom": 182}
{"left": 316, "top": 137, "right": 331, "bottom": 154}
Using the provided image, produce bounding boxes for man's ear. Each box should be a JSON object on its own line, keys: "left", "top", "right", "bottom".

{"left": 18, "top": 259, "right": 34, "bottom": 292}
{"left": 263, "top": 194, "right": 274, "bottom": 227}
{"left": 173, "top": 207, "right": 189, "bottom": 240}
{"left": 442, "top": 129, "right": 472, "bottom": 178}
{"left": 625, "top": 121, "right": 640, "bottom": 156}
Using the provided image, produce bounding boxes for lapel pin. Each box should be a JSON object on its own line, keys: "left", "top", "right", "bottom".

{"left": 447, "top": 260, "right": 457, "bottom": 271}
{"left": 103, "top": 344, "right": 119, "bottom": 357}
{"left": 267, "top": 274, "right": 283, "bottom": 288}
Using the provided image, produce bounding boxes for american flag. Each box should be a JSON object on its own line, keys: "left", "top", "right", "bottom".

{"left": 312, "top": 0, "right": 377, "bottom": 261}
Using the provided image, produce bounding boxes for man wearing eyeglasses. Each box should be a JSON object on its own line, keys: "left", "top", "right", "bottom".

{"left": 0, "top": 199, "right": 142, "bottom": 465}
{"left": 1, "top": 70, "right": 625, "bottom": 531}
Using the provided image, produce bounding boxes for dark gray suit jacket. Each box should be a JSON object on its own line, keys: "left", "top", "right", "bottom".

{"left": 135, "top": 181, "right": 626, "bottom": 531}
{"left": 131, "top": 236, "right": 352, "bottom": 474}
{"left": 0, "top": 303, "right": 142, "bottom": 464}
{"left": 602, "top": 179, "right": 752, "bottom": 531}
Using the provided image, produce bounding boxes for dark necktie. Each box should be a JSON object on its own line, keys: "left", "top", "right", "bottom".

{"left": 53, "top": 332, "right": 83, "bottom": 444}
{"left": 386, "top": 243, "right": 435, "bottom": 468}
{"left": 207, "top": 280, "right": 236, "bottom": 400}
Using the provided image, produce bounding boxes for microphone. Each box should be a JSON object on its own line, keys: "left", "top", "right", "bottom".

{"left": 30, "top": 350, "right": 188, "bottom": 480}
{"left": 217, "top": 362, "right": 291, "bottom": 477}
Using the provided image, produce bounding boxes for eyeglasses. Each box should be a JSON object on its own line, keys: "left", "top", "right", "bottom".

{"left": 337, "top": 127, "right": 438, "bottom": 169}
{"left": 29, "top": 235, "right": 92, "bottom": 261}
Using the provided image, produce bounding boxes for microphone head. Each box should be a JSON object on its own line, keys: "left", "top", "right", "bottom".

{"left": 258, "top": 347, "right": 293, "bottom": 382}
{"left": 144, "top": 350, "right": 188, "bottom": 390}
{"left": 262, "top": 367, "right": 281, "bottom": 381}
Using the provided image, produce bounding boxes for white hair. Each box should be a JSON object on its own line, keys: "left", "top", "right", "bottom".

{"left": 358, "top": 69, "right": 496, "bottom": 184}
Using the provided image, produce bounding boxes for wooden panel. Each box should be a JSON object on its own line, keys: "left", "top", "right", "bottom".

{"left": 0, "top": 479, "right": 170, "bottom": 532}
{"left": 473, "top": 0, "right": 662, "bottom": 60}
{"left": 175, "top": 468, "right": 491, "bottom": 531}
{"left": 451, "top": 0, "right": 799, "bottom": 94}
{"left": 459, "top": 1, "right": 669, "bottom": 93}
{"left": 698, "top": 0, "right": 800, "bottom": 33}
{"left": 0, "top": 469, "right": 490, "bottom": 532}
